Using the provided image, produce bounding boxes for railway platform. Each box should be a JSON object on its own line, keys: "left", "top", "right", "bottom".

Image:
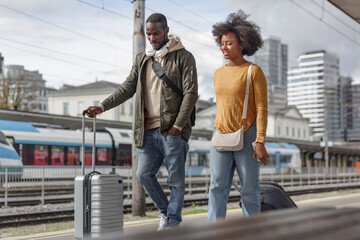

{"left": 2, "top": 193, "right": 360, "bottom": 240}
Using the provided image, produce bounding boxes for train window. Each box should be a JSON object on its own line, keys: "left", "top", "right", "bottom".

{"left": 280, "top": 155, "right": 292, "bottom": 164}
{"left": 34, "top": 145, "right": 49, "bottom": 165}
{"left": 186, "top": 152, "right": 209, "bottom": 167}
{"left": 67, "top": 146, "right": 80, "bottom": 165}
{"left": 120, "top": 132, "right": 130, "bottom": 138}
{"left": 23, "top": 144, "right": 35, "bottom": 165}
{"left": 198, "top": 153, "right": 209, "bottom": 166}
{"left": 96, "top": 147, "right": 108, "bottom": 164}
{"left": 6, "top": 137, "right": 15, "bottom": 146}
{"left": 265, "top": 155, "right": 276, "bottom": 167}
{"left": 117, "top": 144, "right": 132, "bottom": 166}
{"left": 0, "top": 131, "right": 8, "bottom": 145}
{"left": 51, "top": 146, "right": 65, "bottom": 165}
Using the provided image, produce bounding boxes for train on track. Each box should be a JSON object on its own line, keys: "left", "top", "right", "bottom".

{"left": 0, "top": 128, "right": 23, "bottom": 179}
{"left": 0, "top": 120, "right": 301, "bottom": 172}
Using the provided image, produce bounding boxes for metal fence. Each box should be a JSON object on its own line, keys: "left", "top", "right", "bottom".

{"left": 1, "top": 166, "right": 360, "bottom": 207}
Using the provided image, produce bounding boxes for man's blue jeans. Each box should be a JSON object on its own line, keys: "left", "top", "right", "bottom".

{"left": 136, "top": 128, "right": 189, "bottom": 225}
{"left": 208, "top": 120, "right": 261, "bottom": 222}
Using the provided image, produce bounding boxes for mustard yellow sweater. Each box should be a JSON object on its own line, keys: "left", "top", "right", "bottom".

{"left": 214, "top": 62, "right": 268, "bottom": 144}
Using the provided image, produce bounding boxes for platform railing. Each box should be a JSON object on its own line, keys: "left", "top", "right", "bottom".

{"left": 1, "top": 166, "right": 360, "bottom": 207}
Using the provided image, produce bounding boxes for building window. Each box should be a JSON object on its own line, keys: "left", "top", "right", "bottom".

{"left": 292, "top": 128, "right": 295, "bottom": 137}
{"left": 121, "top": 104, "right": 125, "bottom": 115}
{"left": 286, "top": 127, "right": 289, "bottom": 136}
{"left": 303, "top": 129, "right": 306, "bottom": 139}
{"left": 298, "top": 129, "right": 301, "bottom": 138}
{"left": 78, "top": 101, "right": 85, "bottom": 115}
{"left": 129, "top": 102, "right": 133, "bottom": 116}
{"left": 278, "top": 126, "right": 281, "bottom": 135}
{"left": 63, "top": 102, "right": 69, "bottom": 115}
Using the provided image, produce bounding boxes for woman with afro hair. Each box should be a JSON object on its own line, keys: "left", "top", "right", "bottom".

{"left": 208, "top": 10, "right": 269, "bottom": 221}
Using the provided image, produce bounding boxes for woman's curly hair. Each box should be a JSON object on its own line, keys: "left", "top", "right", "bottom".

{"left": 212, "top": 10, "right": 263, "bottom": 56}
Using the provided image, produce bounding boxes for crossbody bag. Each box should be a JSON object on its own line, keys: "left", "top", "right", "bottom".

{"left": 211, "top": 63, "right": 253, "bottom": 151}
{"left": 151, "top": 56, "right": 196, "bottom": 126}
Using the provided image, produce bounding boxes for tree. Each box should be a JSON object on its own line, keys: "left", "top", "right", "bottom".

{"left": 0, "top": 72, "right": 38, "bottom": 110}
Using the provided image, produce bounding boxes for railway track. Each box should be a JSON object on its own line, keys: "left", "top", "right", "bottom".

{"left": 1, "top": 185, "right": 359, "bottom": 229}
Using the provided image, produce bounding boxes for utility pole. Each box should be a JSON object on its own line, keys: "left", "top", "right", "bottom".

{"left": 131, "top": 0, "right": 145, "bottom": 217}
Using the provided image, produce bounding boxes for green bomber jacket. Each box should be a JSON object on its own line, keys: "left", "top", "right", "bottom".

{"left": 101, "top": 49, "right": 198, "bottom": 147}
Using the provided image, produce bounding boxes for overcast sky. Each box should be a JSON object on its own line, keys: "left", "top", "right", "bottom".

{"left": 0, "top": 0, "right": 359, "bottom": 101}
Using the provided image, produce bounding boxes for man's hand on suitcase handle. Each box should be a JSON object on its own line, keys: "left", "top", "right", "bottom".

{"left": 85, "top": 106, "right": 103, "bottom": 118}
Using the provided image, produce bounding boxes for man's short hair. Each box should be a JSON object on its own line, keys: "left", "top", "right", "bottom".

{"left": 146, "top": 13, "right": 168, "bottom": 29}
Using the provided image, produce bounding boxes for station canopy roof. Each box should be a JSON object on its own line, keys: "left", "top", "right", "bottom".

{"left": 328, "top": 0, "right": 360, "bottom": 24}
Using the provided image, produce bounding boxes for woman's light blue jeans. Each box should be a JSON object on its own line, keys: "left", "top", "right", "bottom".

{"left": 208, "top": 120, "right": 260, "bottom": 222}
{"left": 136, "top": 128, "right": 189, "bottom": 225}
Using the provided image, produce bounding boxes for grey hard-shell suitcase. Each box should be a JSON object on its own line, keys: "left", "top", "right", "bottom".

{"left": 74, "top": 111, "right": 124, "bottom": 239}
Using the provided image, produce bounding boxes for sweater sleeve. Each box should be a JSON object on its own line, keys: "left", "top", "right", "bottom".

{"left": 252, "top": 66, "right": 268, "bottom": 144}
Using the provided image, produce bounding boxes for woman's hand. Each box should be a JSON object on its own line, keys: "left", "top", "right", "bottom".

{"left": 253, "top": 142, "right": 269, "bottom": 164}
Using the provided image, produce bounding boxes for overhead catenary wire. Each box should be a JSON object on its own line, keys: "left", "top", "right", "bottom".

{"left": 1, "top": 41, "right": 110, "bottom": 71}
{"left": 168, "top": 0, "right": 213, "bottom": 25}
{"left": 122, "top": 1, "right": 216, "bottom": 50}
{"left": 145, "top": 6, "right": 213, "bottom": 40}
{"left": 75, "top": 0, "right": 132, "bottom": 20}
{"left": 311, "top": 0, "right": 360, "bottom": 35}
{"left": 0, "top": 3, "right": 130, "bottom": 52}
{"left": 0, "top": 37, "right": 128, "bottom": 70}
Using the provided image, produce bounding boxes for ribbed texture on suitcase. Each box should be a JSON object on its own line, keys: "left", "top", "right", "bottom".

{"left": 74, "top": 174, "right": 124, "bottom": 239}
{"left": 90, "top": 174, "right": 123, "bottom": 238}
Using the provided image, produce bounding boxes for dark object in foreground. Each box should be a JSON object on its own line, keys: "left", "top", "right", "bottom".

{"left": 117, "top": 207, "right": 360, "bottom": 240}
{"left": 234, "top": 181, "right": 297, "bottom": 211}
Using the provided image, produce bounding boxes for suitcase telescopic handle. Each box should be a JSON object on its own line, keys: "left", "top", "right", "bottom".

{"left": 81, "top": 110, "right": 96, "bottom": 175}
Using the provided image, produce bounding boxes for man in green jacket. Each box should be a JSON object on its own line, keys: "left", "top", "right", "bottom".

{"left": 86, "top": 13, "right": 198, "bottom": 230}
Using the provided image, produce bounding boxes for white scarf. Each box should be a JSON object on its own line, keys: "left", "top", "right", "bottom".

{"left": 145, "top": 38, "right": 172, "bottom": 58}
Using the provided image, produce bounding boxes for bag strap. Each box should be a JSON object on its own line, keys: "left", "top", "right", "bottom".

{"left": 241, "top": 63, "right": 253, "bottom": 125}
{"left": 151, "top": 56, "right": 184, "bottom": 98}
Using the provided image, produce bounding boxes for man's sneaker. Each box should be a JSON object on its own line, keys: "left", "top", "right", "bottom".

{"left": 157, "top": 214, "right": 167, "bottom": 231}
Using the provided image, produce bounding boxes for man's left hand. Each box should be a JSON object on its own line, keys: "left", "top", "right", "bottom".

{"left": 168, "top": 126, "right": 181, "bottom": 136}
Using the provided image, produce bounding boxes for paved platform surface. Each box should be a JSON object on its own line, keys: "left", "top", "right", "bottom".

{"left": 3, "top": 193, "right": 360, "bottom": 240}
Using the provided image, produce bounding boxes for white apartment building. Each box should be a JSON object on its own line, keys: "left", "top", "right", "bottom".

{"left": 194, "top": 105, "right": 310, "bottom": 141}
{"left": 267, "top": 106, "right": 311, "bottom": 141}
{"left": 48, "top": 81, "right": 133, "bottom": 122}
{"left": 288, "top": 50, "right": 340, "bottom": 141}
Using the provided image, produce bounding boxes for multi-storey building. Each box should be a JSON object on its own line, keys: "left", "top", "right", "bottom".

{"left": 288, "top": 50, "right": 341, "bottom": 141}
{"left": 48, "top": 80, "right": 209, "bottom": 124}
{"left": 2, "top": 65, "right": 50, "bottom": 113}
{"left": 48, "top": 81, "right": 134, "bottom": 122}
{"left": 338, "top": 76, "right": 353, "bottom": 141}
{"left": 0, "top": 53, "right": 3, "bottom": 74}
{"left": 252, "top": 36, "right": 288, "bottom": 109}
{"left": 254, "top": 36, "right": 288, "bottom": 86}
{"left": 348, "top": 83, "right": 360, "bottom": 141}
